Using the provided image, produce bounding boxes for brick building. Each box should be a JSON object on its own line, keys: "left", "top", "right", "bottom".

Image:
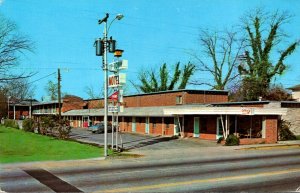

{"left": 63, "top": 90, "right": 290, "bottom": 144}
{"left": 288, "top": 84, "right": 300, "bottom": 102}
{"left": 8, "top": 90, "right": 298, "bottom": 144}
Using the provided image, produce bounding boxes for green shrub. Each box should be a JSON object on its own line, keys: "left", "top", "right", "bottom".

{"left": 278, "top": 119, "right": 296, "bottom": 140}
{"left": 23, "top": 118, "right": 35, "bottom": 132}
{"left": 225, "top": 134, "right": 240, "bottom": 146}
{"left": 39, "top": 115, "right": 72, "bottom": 139}
{"left": 217, "top": 137, "right": 224, "bottom": 144}
{"left": 4, "top": 119, "right": 19, "bottom": 129}
{"left": 57, "top": 119, "right": 72, "bottom": 139}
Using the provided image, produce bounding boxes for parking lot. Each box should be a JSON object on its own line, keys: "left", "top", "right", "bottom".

{"left": 70, "top": 127, "right": 219, "bottom": 152}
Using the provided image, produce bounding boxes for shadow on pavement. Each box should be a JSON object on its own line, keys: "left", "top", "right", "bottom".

{"left": 124, "top": 136, "right": 178, "bottom": 150}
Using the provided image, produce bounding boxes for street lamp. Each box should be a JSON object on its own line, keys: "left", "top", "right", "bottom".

{"left": 97, "top": 13, "right": 124, "bottom": 157}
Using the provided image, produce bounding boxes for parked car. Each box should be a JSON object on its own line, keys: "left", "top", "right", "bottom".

{"left": 88, "top": 122, "right": 113, "bottom": 134}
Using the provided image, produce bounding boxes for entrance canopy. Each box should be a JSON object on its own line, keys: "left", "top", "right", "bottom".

{"left": 163, "top": 106, "right": 287, "bottom": 116}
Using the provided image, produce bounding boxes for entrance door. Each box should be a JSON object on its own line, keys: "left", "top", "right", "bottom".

{"left": 132, "top": 117, "right": 136, "bottom": 132}
{"left": 145, "top": 117, "right": 149, "bottom": 134}
{"left": 194, "top": 117, "right": 200, "bottom": 137}
{"left": 216, "top": 117, "right": 223, "bottom": 139}
{"left": 174, "top": 117, "right": 180, "bottom": 136}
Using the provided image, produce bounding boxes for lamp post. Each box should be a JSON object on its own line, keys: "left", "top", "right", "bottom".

{"left": 98, "top": 13, "right": 124, "bottom": 157}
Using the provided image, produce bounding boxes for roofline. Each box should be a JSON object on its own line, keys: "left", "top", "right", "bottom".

{"left": 287, "top": 84, "right": 300, "bottom": 90}
{"left": 281, "top": 101, "right": 300, "bottom": 104}
{"left": 164, "top": 106, "right": 287, "bottom": 116}
{"left": 32, "top": 101, "right": 60, "bottom": 106}
{"left": 84, "top": 89, "right": 228, "bottom": 101}
{"left": 211, "top": 101, "right": 271, "bottom": 105}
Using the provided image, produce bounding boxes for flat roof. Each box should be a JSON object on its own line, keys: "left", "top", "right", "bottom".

{"left": 163, "top": 106, "right": 287, "bottom": 116}
{"left": 287, "top": 84, "right": 300, "bottom": 90}
{"left": 32, "top": 100, "right": 60, "bottom": 106}
{"left": 63, "top": 106, "right": 175, "bottom": 117}
{"left": 62, "top": 104, "right": 286, "bottom": 116}
{"left": 211, "top": 101, "right": 270, "bottom": 106}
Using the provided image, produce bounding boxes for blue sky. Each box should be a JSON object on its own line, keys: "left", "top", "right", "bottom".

{"left": 1, "top": 0, "right": 299, "bottom": 100}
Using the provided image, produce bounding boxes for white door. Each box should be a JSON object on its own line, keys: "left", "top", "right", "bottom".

{"left": 132, "top": 117, "right": 136, "bottom": 132}
{"left": 216, "top": 117, "right": 223, "bottom": 139}
{"left": 194, "top": 117, "right": 200, "bottom": 137}
{"left": 145, "top": 117, "right": 149, "bottom": 134}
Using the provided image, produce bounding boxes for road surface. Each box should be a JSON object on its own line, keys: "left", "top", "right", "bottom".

{"left": 1, "top": 149, "right": 300, "bottom": 192}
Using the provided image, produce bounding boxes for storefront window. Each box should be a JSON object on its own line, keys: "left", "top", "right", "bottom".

{"left": 237, "top": 116, "right": 262, "bottom": 138}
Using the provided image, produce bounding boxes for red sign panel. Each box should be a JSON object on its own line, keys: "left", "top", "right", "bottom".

{"left": 109, "top": 91, "right": 119, "bottom": 101}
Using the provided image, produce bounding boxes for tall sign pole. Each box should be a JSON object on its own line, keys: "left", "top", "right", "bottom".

{"left": 97, "top": 13, "right": 123, "bottom": 157}
{"left": 103, "top": 14, "right": 109, "bottom": 158}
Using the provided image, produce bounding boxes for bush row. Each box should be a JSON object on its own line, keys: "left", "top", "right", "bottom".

{"left": 3, "top": 119, "right": 19, "bottom": 129}
{"left": 2, "top": 116, "right": 72, "bottom": 139}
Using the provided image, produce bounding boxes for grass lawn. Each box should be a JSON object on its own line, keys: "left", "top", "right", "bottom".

{"left": 0, "top": 126, "right": 107, "bottom": 163}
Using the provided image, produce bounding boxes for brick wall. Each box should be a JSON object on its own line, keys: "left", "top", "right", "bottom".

{"left": 185, "top": 93, "right": 228, "bottom": 104}
{"left": 62, "top": 96, "right": 86, "bottom": 112}
{"left": 265, "top": 115, "right": 278, "bottom": 143}
{"left": 200, "top": 133, "right": 216, "bottom": 140}
{"left": 87, "top": 90, "right": 228, "bottom": 109}
{"left": 135, "top": 117, "right": 146, "bottom": 134}
{"left": 9, "top": 106, "right": 29, "bottom": 119}
{"left": 87, "top": 99, "right": 103, "bottom": 109}
{"left": 240, "top": 138, "right": 265, "bottom": 145}
{"left": 125, "top": 92, "right": 228, "bottom": 107}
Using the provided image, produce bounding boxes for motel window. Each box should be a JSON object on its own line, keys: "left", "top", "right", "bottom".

{"left": 176, "top": 96, "right": 183, "bottom": 105}
{"left": 165, "top": 117, "right": 172, "bottom": 129}
{"left": 124, "top": 117, "right": 130, "bottom": 127}
{"left": 151, "top": 117, "right": 157, "bottom": 128}
{"left": 200, "top": 118, "right": 207, "bottom": 133}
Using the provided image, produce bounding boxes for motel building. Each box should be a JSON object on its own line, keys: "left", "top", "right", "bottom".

{"left": 61, "top": 90, "right": 290, "bottom": 145}
{"left": 8, "top": 89, "right": 300, "bottom": 145}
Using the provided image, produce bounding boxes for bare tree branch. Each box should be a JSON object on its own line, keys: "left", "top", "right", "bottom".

{"left": 0, "top": 15, "right": 34, "bottom": 83}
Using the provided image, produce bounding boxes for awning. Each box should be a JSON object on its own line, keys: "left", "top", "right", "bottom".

{"left": 163, "top": 106, "right": 287, "bottom": 116}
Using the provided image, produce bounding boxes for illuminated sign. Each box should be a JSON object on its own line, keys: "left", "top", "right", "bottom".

{"left": 241, "top": 108, "right": 253, "bottom": 115}
{"left": 108, "top": 60, "right": 128, "bottom": 72}
{"left": 108, "top": 73, "right": 126, "bottom": 87}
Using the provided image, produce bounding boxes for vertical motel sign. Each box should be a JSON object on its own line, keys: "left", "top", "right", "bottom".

{"left": 108, "top": 60, "right": 128, "bottom": 88}
{"left": 108, "top": 73, "right": 126, "bottom": 87}
{"left": 108, "top": 59, "right": 128, "bottom": 113}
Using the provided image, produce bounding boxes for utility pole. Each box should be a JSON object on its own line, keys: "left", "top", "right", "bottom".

{"left": 58, "top": 68, "right": 62, "bottom": 122}
{"left": 103, "top": 14, "right": 109, "bottom": 157}
{"left": 7, "top": 96, "right": 10, "bottom": 119}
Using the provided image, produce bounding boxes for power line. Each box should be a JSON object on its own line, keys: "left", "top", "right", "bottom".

{"left": 2, "top": 72, "right": 57, "bottom": 94}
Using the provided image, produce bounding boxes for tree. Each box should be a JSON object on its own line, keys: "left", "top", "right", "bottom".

{"left": 45, "top": 80, "right": 58, "bottom": 100}
{"left": 134, "top": 62, "right": 195, "bottom": 93}
{"left": 0, "top": 90, "right": 7, "bottom": 118}
{"left": 265, "top": 84, "right": 292, "bottom": 101}
{"left": 84, "top": 85, "right": 102, "bottom": 99}
{"left": 238, "top": 9, "right": 299, "bottom": 100}
{"left": 229, "top": 82, "right": 292, "bottom": 102}
{"left": 0, "top": 14, "right": 33, "bottom": 83}
{"left": 1, "top": 78, "right": 35, "bottom": 100}
{"left": 190, "top": 29, "right": 244, "bottom": 90}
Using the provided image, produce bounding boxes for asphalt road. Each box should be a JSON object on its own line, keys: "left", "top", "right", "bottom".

{"left": 1, "top": 149, "right": 300, "bottom": 192}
